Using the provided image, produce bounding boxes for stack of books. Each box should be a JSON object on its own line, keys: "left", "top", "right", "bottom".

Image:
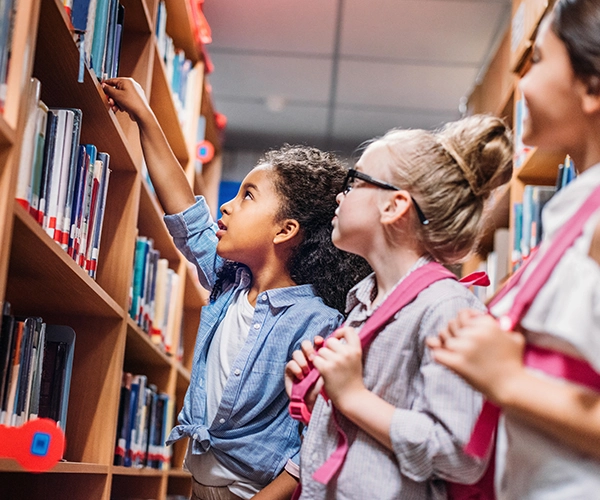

{"left": 114, "top": 372, "right": 174, "bottom": 470}
{"left": 15, "top": 78, "right": 111, "bottom": 280}
{"left": 129, "top": 236, "right": 181, "bottom": 354}
{"left": 0, "top": 302, "right": 75, "bottom": 434}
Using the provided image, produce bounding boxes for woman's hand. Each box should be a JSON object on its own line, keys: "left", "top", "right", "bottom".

{"left": 427, "top": 309, "right": 527, "bottom": 404}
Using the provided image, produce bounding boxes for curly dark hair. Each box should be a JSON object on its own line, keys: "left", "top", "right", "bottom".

{"left": 210, "top": 145, "right": 371, "bottom": 313}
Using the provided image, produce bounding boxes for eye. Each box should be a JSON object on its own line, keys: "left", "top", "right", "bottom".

{"left": 531, "top": 48, "right": 541, "bottom": 64}
{"left": 243, "top": 190, "right": 253, "bottom": 200}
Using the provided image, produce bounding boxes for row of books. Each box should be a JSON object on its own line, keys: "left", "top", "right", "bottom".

{"left": 156, "top": 0, "right": 201, "bottom": 130}
{"left": 0, "top": 0, "right": 16, "bottom": 112}
{"left": 114, "top": 372, "right": 174, "bottom": 469}
{"left": 129, "top": 236, "right": 181, "bottom": 354}
{"left": 511, "top": 156, "right": 576, "bottom": 270}
{"left": 511, "top": 184, "right": 556, "bottom": 269}
{"left": 0, "top": 303, "right": 75, "bottom": 432}
{"left": 68, "top": 0, "right": 125, "bottom": 81}
{"left": 15, "top": 78, "right": 112, "bottom": 279}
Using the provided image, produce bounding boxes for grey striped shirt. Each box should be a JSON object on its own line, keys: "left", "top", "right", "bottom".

{"left": 300, "top": 261, "right": 487, "bottom": 499}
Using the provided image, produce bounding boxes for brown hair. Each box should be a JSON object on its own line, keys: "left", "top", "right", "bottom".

{"left": 551, "top": 0, "right": 600, "bottom": 84}
{"left": 377, "top": 114, "right": 513, "bottom": 264}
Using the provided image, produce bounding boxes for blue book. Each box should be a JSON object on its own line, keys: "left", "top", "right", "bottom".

{"left": 130, "top": 237, "right": 149, "bottom": 321}
{"left": 124, "top": 380, "right": 139, "bottom": 467}
{"left": 90, "top": 0, "right": 111, "bottom": 76}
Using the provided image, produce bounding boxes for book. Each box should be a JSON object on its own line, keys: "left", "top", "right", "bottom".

{"left": 3, "top": 320, "right": 23, "bottom": 425}
{"left": 38, "top": 325, "right": 76, "bottom": 432}
{"left": 75, "top": 144, "right": 97, "bottom": 264}
{"left": 59, "top": 108, "right": 83, "bottom": 250}
{"left": 0, "top": 302, "right": 15, "bottom": 417}
{"left": 15, "top": 78, "right": 42, "bottom": 211}
{"left": 68, "top": 145, "right": 87, "bottom": 258}
{"left": 87, "top": 152, "right": 111, "bottom": 278}
{"left": 38, "top": 110, "right": 58, "bottom": 225}
{"left": 0, "top": 0, "right": 16, "bottom": 110}
{"left": 89, "top": 0, "right": 111, "bottom": 77}
{"left": 114, "top": 372, "right": 132, "bottom": 466}
{"left": 44, "top": 109, "right": 73, "bottom": 238}
{"left": 29, "top": 101, "right": 49, "bottom": 222}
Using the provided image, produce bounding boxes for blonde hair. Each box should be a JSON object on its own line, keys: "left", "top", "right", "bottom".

{"left": 377, "top": 114, "right": 513, "bottom": 264}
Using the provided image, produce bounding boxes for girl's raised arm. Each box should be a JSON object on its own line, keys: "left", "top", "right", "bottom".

{"left": 102, "top": 78, "right": 196, "bottom": 215}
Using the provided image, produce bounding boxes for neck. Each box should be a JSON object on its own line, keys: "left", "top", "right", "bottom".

{"left": 365, "top": 243, "right": 424, "bottom": 307}
{"left": 246, "top": 262, "right": 296, "bottom": 306}
{"left": 568, "top": 118, "right": 600, "bottom": 172}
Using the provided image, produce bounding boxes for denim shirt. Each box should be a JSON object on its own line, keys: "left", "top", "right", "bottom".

{"left": 164, "top": 197, "right": 343, "bottom": 485}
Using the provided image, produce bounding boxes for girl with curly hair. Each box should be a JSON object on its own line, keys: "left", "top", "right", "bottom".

{"left": 102, "top": 78, "right": 370, "bottom": 500}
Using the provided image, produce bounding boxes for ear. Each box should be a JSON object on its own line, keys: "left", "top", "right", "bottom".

{"left": 581, "top": 75, "right": 600, "bottom": 114}
{"left": 380, "top": 190, "right": 411, "bottom": 226}
{"left": 273, "top": 219, "right": 301, "bottom": 245}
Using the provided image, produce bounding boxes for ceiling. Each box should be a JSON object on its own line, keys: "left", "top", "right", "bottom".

{"left": 203, "top": 0, "right": 511, "bottom": 158}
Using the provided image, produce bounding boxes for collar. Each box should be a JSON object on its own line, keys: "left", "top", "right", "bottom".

{"left": 345, "top": 256, "right": 431, "bottom": 313}
{"left": 231, "top": 266, "right": 319, "bottom": 307}
{"left": 262, "top": 284, "right": 319, "bottom": 308}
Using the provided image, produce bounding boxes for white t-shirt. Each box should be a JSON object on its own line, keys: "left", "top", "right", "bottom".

{"left": 490, "top": 163, "right": 600, "bottom": 499}
{"left": 185, "top": 287, "right": 262, "bottom": 499}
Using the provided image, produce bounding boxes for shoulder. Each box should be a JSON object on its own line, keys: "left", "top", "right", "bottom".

{"left": 414, "top": 278, "right": 486, "bottom": 335}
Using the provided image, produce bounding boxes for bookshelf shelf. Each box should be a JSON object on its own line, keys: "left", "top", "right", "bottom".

{"left": 125, "top": 317, "right": 173, "bottom": 375}
{"left": 112, "top": 464, "right": 165, "bottom": 476}
{"left": 34, "top": 0, "right": 139, "bottom": 175}
{"left": 0, "top": 459, "right": 110, "bottom": 474}
{"left": 1, "top": 0, "right": 218, "bottom": 495}
{"left": 169, "top": 467, "right": 191, "bottom": 477}
{"left": 7, "top": 203, "right": 124, "bottom": 319}
{"left": 164, "top": 0, "right": 200, "bottom": 65}
{"left": 120, "top": 0, "right": 154, "bottom": 35}
{"left": 516, "top": 147, "right": 566, "bottom": 185}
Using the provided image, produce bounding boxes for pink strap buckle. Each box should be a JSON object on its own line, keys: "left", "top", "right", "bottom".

{"left": 288, "top": 400, "right": 312, "bottom": 425}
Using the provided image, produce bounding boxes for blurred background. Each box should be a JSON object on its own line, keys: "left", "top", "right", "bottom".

{"left": 202, "top": 0, "right": 512, "bottom": 189}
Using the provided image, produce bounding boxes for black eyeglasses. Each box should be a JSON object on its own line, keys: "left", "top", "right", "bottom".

{"left": 342, "top": 168, "right": 429, "bottom": 225}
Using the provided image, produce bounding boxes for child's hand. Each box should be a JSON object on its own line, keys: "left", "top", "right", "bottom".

{"left": 311, "top": 326, "right": 366, "bottom": 412}
{"left": 284, "top": 336, "right": 325, "bottom": 412}
{"left": 101, "top": 77, "right": 153, "bottom": 124}
{"left": 427, "top": 309, "right": 526, "bottom": 404}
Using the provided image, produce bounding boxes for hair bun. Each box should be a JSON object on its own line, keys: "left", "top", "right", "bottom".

{"left": 436, "top": 114, "right": 513, "bottom": 199}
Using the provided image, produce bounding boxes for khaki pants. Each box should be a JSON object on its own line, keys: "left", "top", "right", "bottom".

{"left": 190, "top": 478, "right": 244, "bottom": 500}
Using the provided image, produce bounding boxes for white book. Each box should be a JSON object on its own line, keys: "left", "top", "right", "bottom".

{"left": 44, "top": 109, "right": 68, "bottom": 236}
{"left": 53, "top": 109, "right": 75, "bottom": 245}
{"left": 15, "top": 78, "right": 42, "bottom": 210}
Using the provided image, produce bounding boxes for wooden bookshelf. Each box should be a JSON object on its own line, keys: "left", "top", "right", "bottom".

{"left": 463, "top": 0, "right": 565, "bottom": 296}
{"left": 0, "top": 0, "right": 221, "bottom": 496}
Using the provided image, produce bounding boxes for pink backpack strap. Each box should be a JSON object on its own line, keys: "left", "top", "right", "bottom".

{"left": 466, "top": 184, "right": 600, "bottom": 459}
{"left": 289, "top": 261, "right": 462, "bottom": 486}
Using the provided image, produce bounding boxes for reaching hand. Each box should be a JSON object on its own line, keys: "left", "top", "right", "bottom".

{"left": 102, "top": 77, "right": 153, "bottom": 124}
{"left": 427, "top": 309, "right": 526, "bottom": 404}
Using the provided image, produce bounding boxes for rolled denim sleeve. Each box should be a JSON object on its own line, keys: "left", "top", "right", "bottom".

{"left": 164, "top": 196, "right": 224, "bottom": 291}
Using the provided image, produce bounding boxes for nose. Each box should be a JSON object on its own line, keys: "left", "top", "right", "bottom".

{"left": 336, "top": 191, "right": 344, "bottom": 205}
{"left": 220, "top": 199, "right": 232, "bottom": 215}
